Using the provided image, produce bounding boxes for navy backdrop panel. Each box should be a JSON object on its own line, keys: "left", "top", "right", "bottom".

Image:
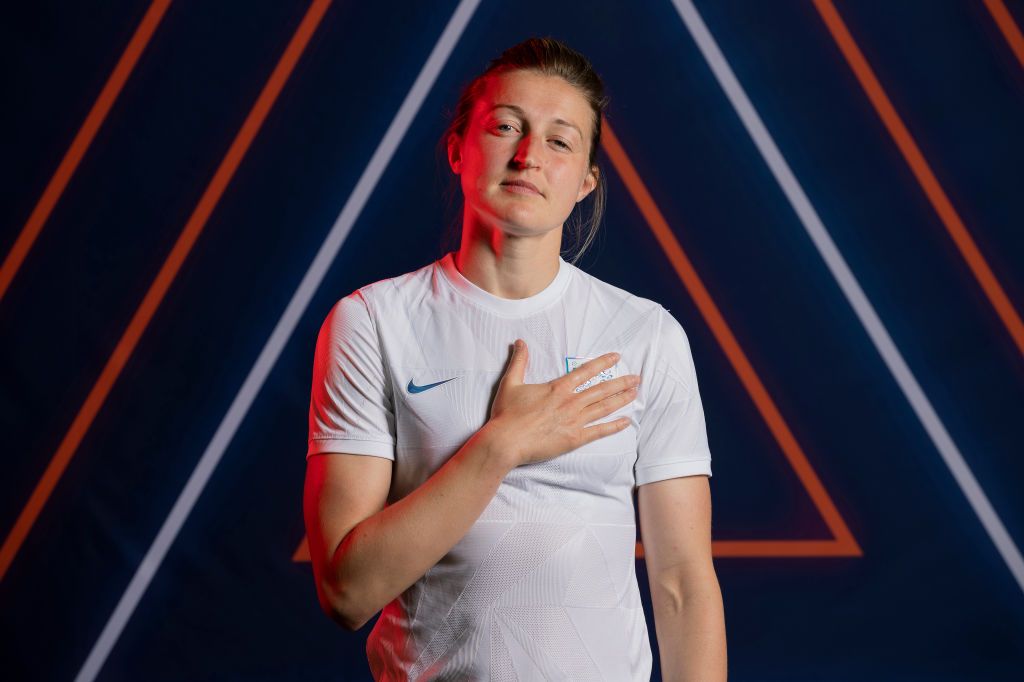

{"left": 2, "top": 0, "right": 1023, "bottom": 680}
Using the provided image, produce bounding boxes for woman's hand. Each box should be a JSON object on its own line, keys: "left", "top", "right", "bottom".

{"left": 486, "top": 338, "right": 641, "bottom": 468}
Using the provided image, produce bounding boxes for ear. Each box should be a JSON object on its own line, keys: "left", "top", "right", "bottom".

{"left": 447, "top": 132, "right": 462, "bottom": 174}
{"left": 576, "top": 164, "right": 598, "bottom": 202}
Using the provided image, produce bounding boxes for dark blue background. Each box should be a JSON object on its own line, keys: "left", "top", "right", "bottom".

{"left": 2, "top": 0, "right": 1023, "bottom": 679}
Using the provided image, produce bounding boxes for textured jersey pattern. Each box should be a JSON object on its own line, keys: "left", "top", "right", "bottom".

{"left": 307, "top": 252, "right": 712, "bottom": 680}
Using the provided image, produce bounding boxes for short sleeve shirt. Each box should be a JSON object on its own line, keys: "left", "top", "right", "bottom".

{"left": 307, "top": 252, "right": 713, "bottom": 681}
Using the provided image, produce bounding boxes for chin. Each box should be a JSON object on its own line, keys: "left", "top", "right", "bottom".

{"left": 504, "top": 218, "right": 562, "bottom": 237}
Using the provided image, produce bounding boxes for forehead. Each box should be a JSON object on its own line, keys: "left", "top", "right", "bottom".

{"left": 474, "top": 71, "right": 590, "bottom": 134}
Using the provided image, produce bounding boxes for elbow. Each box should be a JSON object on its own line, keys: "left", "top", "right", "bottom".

{"left": 318, "top": 579, "right": 370, "bottom": 632}
{"left": 331, "top": 607, "right": 369, "bottom": 633}
{"left": 652, "top": 582, "right": 685, "bottom": 614}
{"left": 653, "top": 567, "right": 720, "bottom": 612}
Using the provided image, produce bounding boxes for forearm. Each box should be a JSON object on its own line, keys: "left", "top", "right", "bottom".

{"left": 330, "top": 422, "right": 516, "bottom": 628}
{"left": 652, "top": 579, "right": 727, "bottom": 681}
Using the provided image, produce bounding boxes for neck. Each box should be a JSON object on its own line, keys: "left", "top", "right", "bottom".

{"left": 454, "top": 216, "right": 563, "bottom": 301}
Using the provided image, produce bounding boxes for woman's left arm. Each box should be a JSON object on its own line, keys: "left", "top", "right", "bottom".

{"left": 637, "top": 475, "right": 727, "bottom": 681}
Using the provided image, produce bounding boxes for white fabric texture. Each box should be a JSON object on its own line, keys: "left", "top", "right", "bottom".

{"left": 307, "top": 251, "right": 712, "bottom": 680}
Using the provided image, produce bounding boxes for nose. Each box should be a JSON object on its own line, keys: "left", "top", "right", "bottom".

{"left": 512, "top": 131, "right": 543, "bottom": 169}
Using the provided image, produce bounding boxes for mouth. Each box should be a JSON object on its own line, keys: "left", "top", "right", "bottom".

{"left": 500, "top": 179, "right": 542, "bottom": 196}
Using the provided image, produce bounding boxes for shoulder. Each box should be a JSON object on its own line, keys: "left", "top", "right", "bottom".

{"left": 335, "top": 256, "right": 440, "bottom": 317}
{"left": 574, "top": 262, "right": 690, "bottom": 340}
{"left": 566, "top": 260, "right": 666, "bottom": 324}
{"left": 568, "top": 264, "right": 697, "bottom": 381}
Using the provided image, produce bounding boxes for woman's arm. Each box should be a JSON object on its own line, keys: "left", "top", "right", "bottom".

{"left": 303, "top": 421, "right": 516, "bottom": 631}
{"left": 637, "top": 475, "right": 727, "bottom": 681}
{"left": 304, "top": 342, "right": 636, "bottom": 631}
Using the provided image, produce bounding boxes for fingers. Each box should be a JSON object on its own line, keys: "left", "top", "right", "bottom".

{"left": 579, "top": 415, "right": 630, "bottom": 444}
{"left": 558, "top": 351, "right": 620, "bottom": 390}
{"left": 575, "top": 373, "right": 640, "bottom": 407}
{"left": 579, "top": 382, "right": 638, "bottom": 425}
{"left": 501, "top": 338, "right": 528, "bottom": 387}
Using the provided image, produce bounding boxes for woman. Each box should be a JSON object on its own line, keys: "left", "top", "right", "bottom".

{"left": 304, "top": 37, "right": 726, "bottom": 681}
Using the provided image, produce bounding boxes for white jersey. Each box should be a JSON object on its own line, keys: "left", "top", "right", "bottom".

{"left": 307, "top": 251, "right": 712, "bottom": 681}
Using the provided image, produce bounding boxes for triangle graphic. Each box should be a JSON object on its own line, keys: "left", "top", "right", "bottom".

{"left": 489, "top": 611, "right": 518, "bottom": 682}
{"left": 603, "top": 119, "right": 862, "bottom": 560}
{"left": 495, "top": 605, "right": 604, "bottom": 680}
{"left": 563, "top": 529, "right": 618, "bottom": 608}
{"left": 565, "top": 604, "right": 645, "bottom": 680}
{"left": 493, "top": 609, "right": 552, "bottom": 681}
{"left": 296, "top": 120, "right": 861, "bottom": 563}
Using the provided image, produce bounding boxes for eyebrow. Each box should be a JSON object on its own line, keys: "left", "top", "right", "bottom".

{"left": 489, "top": 103, "right": 583, "bottom": 139}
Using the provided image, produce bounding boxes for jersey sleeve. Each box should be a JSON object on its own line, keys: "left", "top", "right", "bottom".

{"left": 633, "top": 305, "right": 712, "bottom": 485}
{"left": 307, "top": 290, "right": 396, "bottom": 460}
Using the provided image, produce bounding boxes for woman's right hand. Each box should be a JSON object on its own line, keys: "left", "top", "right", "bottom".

{"left": 486, "top": 338, "right": 642, "bottom": 468}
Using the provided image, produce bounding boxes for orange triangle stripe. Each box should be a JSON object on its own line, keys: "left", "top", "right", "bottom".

{"left": 295, "top": 116, "right": 862, "bottom": 563}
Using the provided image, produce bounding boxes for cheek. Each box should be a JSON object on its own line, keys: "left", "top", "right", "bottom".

{"left": 458, "top": 143, "right": 492, "bottom": 188}
{"left": 464, "top": 140, "right": 504, "bottom": 180}
{"left": 553, "top": 164, "right": 587, "bottom": 195}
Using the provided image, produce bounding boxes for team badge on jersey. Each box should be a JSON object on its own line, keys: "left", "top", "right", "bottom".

{"left": 565, "top": 355, "right": 617, "bottom": 393}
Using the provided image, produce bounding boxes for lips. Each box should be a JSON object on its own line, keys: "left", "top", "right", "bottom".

{"left": 501, "top": 179, "right": 541, "bottom": 195}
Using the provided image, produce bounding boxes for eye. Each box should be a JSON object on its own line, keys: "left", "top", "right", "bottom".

{"left": 494, "top": 123, "right": 571, "bottom": 151}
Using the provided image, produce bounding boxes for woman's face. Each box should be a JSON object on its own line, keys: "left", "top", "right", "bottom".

{"left": 449, "top": 70, "right": 598, "bottom": 239}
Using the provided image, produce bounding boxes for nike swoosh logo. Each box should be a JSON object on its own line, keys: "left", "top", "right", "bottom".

{"left": 407, "top": 377, "right": 457, "bottom": 394}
